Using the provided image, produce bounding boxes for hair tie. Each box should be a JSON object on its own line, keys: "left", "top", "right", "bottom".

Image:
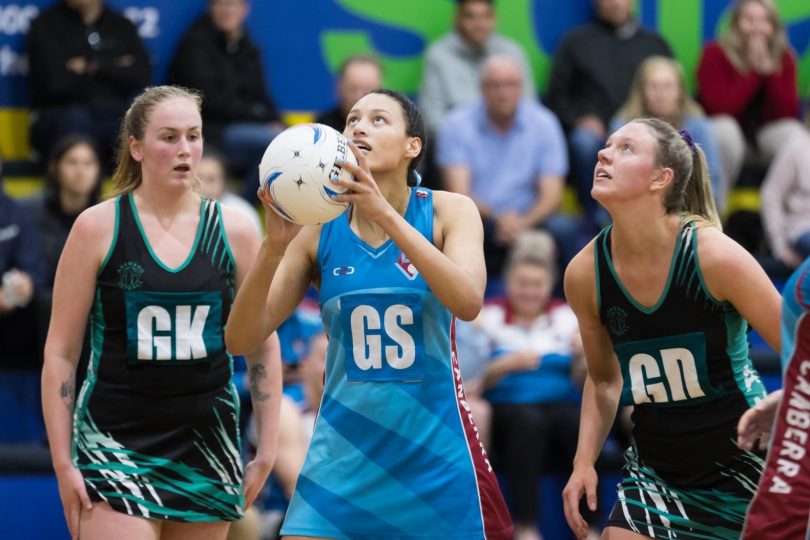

{"left": 678, "top": 129, "right": 696, "bottom": 153}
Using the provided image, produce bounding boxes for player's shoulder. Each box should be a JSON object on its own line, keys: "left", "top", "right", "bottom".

{"left": 432, "top": 189, "right": 479, "bottom": 216}
{"left": 218, "top": 200, "right": 260, "bottom": 242}
{"left": 432, "top": 188, "right": 471, "bottom": 204}
{"left": 73, "top": 197, "right": 117, "bottom": 235}
{"left": 564, "top": 239, "right": 598, "bottom": 312}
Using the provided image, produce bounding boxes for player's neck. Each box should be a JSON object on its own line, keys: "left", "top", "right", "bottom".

{"left": 611, "top": 212, "right": 680, "bottom": 261}
{"left": 133, "top": 185, "right": 199, "bottom": 221}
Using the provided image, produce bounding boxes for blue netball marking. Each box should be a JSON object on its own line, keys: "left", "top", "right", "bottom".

{"left": 263, "top": 171, "right": 282, "bottom": 186}
{"left": 267, "top": 190, "right": 296, "bottom": 222}
{"left": 312, "top": 124, "right": 323, "bottom": 144}
{"left": 321, "top": 186, "right": 347, "bottom": 207}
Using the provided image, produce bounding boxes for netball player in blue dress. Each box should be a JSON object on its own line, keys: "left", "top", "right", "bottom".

{"left": 561, "top": 118, "right": 781, "bottom": 539}
{"left": 226, "top": 89, "right": 513, "bottom": 540}
{"left": 42, "top": 86, "right": 281, "bottom": 540}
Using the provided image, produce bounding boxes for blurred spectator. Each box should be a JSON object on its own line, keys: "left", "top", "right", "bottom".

{"left": 760, "top": 130, "right": 810, "bottom": 269}
{"left": 697, "top": 0, "right": 805, "bottom": 188}
{"left": 168, "top": 0, "right": 284, "bottom": 194}
{"left": 0, "top": 159, "right": 46, "bottom": 369}
{"left": 419, "top": 0, "right": 534, "bottom": 134}
{"left": 610, "top": 56, "right": 724, "bottom": 209}
{"left": 276, "top": 301, "right": 325, "bottom": 411}
{"left": 27, "top": 0, "right": 151, "bottom": 169}
{"left": 547, "top": 0, "right": 671, "bottom": 229}
{"left": 22, "top": 135, "right": 102, "bottom": 370}
{"left": 477, "top": 232, "right": 593, "bottom": 540}
{"left": 0, "top": 156, "right": 47, "bottom": 444}
{"left": 316, "top": 55, "right": 383, "bottom": 133}
{"left": 438, "top": 55, "right": 577, "bottom": 279}
{"left": 419, "top": 0, "right": 534, "bottom": 191}
{"left": 198, "top": 148, "right": 262, "bottom": 234}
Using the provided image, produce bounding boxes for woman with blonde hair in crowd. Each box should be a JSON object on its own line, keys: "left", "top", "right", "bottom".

{"left": 697, "top": 0, "right": 806, "bottom": 189}
{"left": 611, "top": 56, "right": 724, "bottom": 210}
{"left": 477, "top": 230, "right": 593, "bottom": 540}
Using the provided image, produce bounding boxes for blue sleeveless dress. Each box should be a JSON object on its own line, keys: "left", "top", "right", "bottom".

{"left": 280, "top": 188, "right": 512, "bottom": 539}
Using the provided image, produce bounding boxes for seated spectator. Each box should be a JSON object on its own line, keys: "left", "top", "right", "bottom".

{"left": 27, "top": 0, "right": 151, "bottom": 168}
{"left": 419, "top": 0, "right": 534, "bottom": 135}
{"left": 22, "top": 135, "right": 102, "bottom": 370}
{"left": 610, "top": 56, "right": 724, "bottom": 209}
{"left": 760, "top": 130, "right": 810, "bottom": 269}
{"left": 0, "top": 156, "right": 47, "bottom": 443}
{"left": 547, "top": 0, "right": 672, "bottom": 229}
{"left": 198, "top": 147, "right": 262, "bottom": 234}
{"left": 168, "top": 0, "right": 284, "bottom": 194}
{"left": 697, "top": 0, "right": 806, "bottom": 187}
{"left": 419, "top": 0, "right": 534, "bottom": 190}
{"left": 276, "top": 301, "right": 325, "bottom": 411}
{"left": 477, "top": 231, "right": 593, "bottom": 540}
{"left": 438, "top": 54, "right": 578, "bottom": 279}
{"left": 315, "top": 55, "right": 383, "bottom": 133}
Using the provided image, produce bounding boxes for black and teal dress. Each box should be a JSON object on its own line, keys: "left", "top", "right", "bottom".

{"left": 73, "top": 193, "right": 244, "bottom": 522}
{"left": 596, "top": 221, "right": 766, "bottom": 539}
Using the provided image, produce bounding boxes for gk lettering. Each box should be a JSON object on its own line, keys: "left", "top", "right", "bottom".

{"left": 628, "top": 347, "right": 706, "bottom": 404}
{"left": 350, "top": 304, "right": 415, "bottom": 370}
{"left": 137, "top": 304, "right": 210, "bottom": 360}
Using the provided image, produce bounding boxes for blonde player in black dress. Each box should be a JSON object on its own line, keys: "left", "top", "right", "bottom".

{"left": 42, "top": 85, "right": 281, "bottom": 540}
{"left": 561, "top": 118, "right": 781, "bottom": 539}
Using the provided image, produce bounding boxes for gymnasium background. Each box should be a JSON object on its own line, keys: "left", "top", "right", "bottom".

{"left": 1, "top": 0, "right": 809, "bottom": 162}
{"left": 0, "top": 1, "right": 808, "bottom": 538}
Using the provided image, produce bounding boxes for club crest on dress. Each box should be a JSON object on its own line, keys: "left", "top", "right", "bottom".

{"left": 117, "top": 261, "right": 145, "bottom": 291}
{"left": 395, "top": 252, "right": 419, "bottom": 280}
{"left": 607, "top": 306, "right": 629, "bottom": 336}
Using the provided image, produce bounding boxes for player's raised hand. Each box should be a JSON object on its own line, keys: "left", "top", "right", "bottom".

{"left": 738, "top": 389, "right": 783, "bottom": 451}
{"left": 333, "top": 141, "right": 393, "bottom": 223}
{"left": 257, "top": 183, "right": 303, "bottom": 252}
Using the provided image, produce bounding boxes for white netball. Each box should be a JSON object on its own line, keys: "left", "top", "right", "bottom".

{"left": 258, "top": 123, "right": 358, "bottom": 225}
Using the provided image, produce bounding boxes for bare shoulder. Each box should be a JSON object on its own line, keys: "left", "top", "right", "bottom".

{"left": 432, "top": 189, "right": 477, "bottom": 215}
{"left": 695, "top": 225, "right": 762, "bottom": 301}
{"left": 219, "top": 203, "right": 261, "bottom": 244}
{"left": 694, "top": 225, "right": 751, "bottom": 275}
{"left": 432, "top": 189, "right": 480, "bottom": 227}
{"left": 564, "top": 239, "right": 598, "bottom": 316}
{"left": 64, "top": 198, "right": 118, "bottom": 270}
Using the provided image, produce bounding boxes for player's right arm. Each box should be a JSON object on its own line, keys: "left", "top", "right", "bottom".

{"left": 561, "top": 242, "right": 623, "bottom": 540}
{"left": 225, "top": 189, "right": 317, "bottom": 355}
{"left": 42, "top": 200, "right": 115, "bottom": 539}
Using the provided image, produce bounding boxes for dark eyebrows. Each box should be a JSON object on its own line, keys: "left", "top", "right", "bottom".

{"left": 346, "top": 108, "right": 392, "bottom": 117}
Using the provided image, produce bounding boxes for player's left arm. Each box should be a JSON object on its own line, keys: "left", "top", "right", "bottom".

{"left": 696, "top": 226, "right": 781, "bottom": 353}
{"left": 222, "top": 205, "right": 282, "bottom": 507}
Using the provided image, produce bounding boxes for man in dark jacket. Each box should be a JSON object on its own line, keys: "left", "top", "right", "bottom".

{"left": 546, "top": 0, "right": 672, "bottom": 229}
{"left": 168, "top": 0, "right": 284, "bottom": 194}
{"left": 27, "top": 0, "right": 151, "bottom": 168}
